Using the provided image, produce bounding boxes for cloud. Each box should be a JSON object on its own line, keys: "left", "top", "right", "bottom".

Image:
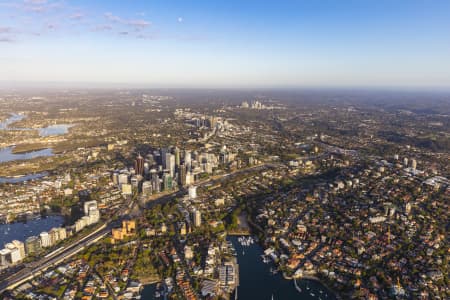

{"left": 0, "top": 27, "right": 13, "bottom": 34}
{"left": 178, "top": 17, "right": 184, "bottom": 23}
{"left": 69, "top": 13, "right": 84, "bottom": 20}
{"left": 23, "top": 0, "right": 63, "bottom": 13}
{"left": 104, "top": 12, "right": 123, "bottom": 23}
{"left": 136, "top": 32, "right": 157, "bottom": 40}
{"left": 119, "top": 31, "right": 128, "bottom": 35}
{"left": 127, "top": 19, "right": 151, "bottom": 28}
{"left": 0, "top": 37, "right": 14, "bottom": 42}
{"left": 104, "top": 12, "right": 151, "bottom": 28}
{"left": 92, "top": 24, "right": 112, "bottom": 32}
{"left": 24, "top": 0, "right": 48, "bottom": 4}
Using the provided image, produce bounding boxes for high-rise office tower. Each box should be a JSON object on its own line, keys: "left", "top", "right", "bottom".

{"left": 163, "top": 173, "right": 172, "bottom": 191}
{"left": 167, "top": 154, "right": 175, "bottom": 177}
{"left": 161, "top": 147, "right": 170, "bottom": 169}
{"left": 179, "top": 164, "right": 187, "bottom": 186}
{"left": 174, "top": 147, "right": 181, "bottom": 167}
{"left": 192, "top": 209, "right": 201, "bottom": 227}
{"left": 411, "top": 159, "right": 417, "bottom": 170}
{"left": 134, "top": 153, "right": 145, "bottom": 176}
{"left": 184, "top": 150, "right": 192, "bottom": 170}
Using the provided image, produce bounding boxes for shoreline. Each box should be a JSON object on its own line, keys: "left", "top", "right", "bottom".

{"left": 0, "top": 171, "right": 49, "bottom": 179}
{"left": 232, "top": 233, "right": 340, "bottom": 299}
{"left": 282, "top": 271, "right": 342, "bottom": 300}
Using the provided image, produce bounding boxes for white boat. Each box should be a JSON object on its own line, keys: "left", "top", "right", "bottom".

{"left": 310, "top": 293, "right": 315, "bottom": 297}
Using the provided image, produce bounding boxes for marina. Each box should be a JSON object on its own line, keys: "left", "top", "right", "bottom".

{"left": 229, "top": 236, "right": 336, "bottom": 299}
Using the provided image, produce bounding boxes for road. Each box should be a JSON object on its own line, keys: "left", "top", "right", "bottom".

{"left": 0, "top": 196, "right": 134, "bottom": 294}
{"left": 0, "top": 163, "right": 281, "bottom": 294}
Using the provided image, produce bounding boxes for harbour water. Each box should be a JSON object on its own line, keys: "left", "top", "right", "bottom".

{"left": 229, "top": 236, "right": 336, "bottom": 300}
{"left": 0, "top": 216, "right": 64, "bottom": 247}
{"left": 141, "top": 283, "right": 157, "bottom": 299}
{"left": 141, "top": 236, "right": 336, "bottom": 300}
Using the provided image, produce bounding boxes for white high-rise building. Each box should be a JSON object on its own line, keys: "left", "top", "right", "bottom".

{"left": 188, "top": 186, "right": 197, "bottom": 199}
{"left": 166, "top": 154, "right": 175, "bottom": 177}
{"left": 40, "top": 232, "right": 51, "bottom": 248}
{"left": 88, "top": 208, "right": 100, "bottom": 224}
{"left": 57, "top": 227, "right": 67, "bottom": 241}
{"left": 118, "top": 173, "right": 129, "bottom": 185}
{"left": 0, "top": 249, "right": 11, "bottom": 266}
{"left": 185, "top": 151, "right": 192, "bottom": 170}
{"left": 75, "top": 219, "right": 85, "bottom": 232}
{"left": 5, "top": 243, "right": 22, "bottom": 263}
{"left": 142, "top": 180, "right": 152, "bottom": 195}
{"left": 84, "top": 200, "right": 98, "bottom": 216}
{"left": 193, "top": 209, "right": 201, "bottom": 227}
{"left": 411, "top": 159, "right": 417, "bottom": 170}
{"left": 12, "top": 240, "right": 25, "bottom": 259}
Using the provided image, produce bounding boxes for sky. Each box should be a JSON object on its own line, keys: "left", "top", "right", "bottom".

{"left": 0, "top": 0, "right": 450, "bottom": 89}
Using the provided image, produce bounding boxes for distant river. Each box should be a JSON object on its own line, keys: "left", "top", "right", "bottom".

{"left": 39, "top": 124, "right": 73, "bottom": 137}
{"left": 0, "top": 172, "right": 49, "bottom": 184}
{"left": 0, "top": 146, "right": 53, "bottom": 163}
{"left": 0, "top": 113, "right": 72, "bottom": 165}
{"left": 0, "top": 216, "right": 64, "bottom": 247}
{"left": 0, "top": 113, "right": 72, "bottom": 137}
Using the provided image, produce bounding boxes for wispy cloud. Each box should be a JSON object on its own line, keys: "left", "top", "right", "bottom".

{"left": 24, "top": 0, "right": 48, "bottom": 4}
{"left": 128, "top": 19, "right": 151, "bottom": 28}
{"left": 0, "top": 3, "right": 168, "bottom": 42}
{"left": 0, "top": 26, "right": 13, "bottom": 33}
{"left": 69, "top": 12, "right": 84, "bottom": 20}
{"left": 0, "top": 37, "right": 14, "bottom": 42}
{"left": 92, "top": 24, "right": 112, "bottom": 32}
{"left": 104, "top": 12, "right": 151, "bottom": 28}
{"left": 104, "top": 12, "right": 122, "bottom": 23}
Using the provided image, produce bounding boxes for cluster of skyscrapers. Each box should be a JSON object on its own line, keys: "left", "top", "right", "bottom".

{"left": 112, "top": 147, "right": 223, "bottom": 197}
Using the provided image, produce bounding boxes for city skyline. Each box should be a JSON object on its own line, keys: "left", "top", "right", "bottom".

{"left": 1, "top": 0, "right": 450, "bottom": 89}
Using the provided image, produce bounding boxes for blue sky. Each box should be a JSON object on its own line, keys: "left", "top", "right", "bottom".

{"left": 0, "top": 0, "right": 450, "bottom": 88}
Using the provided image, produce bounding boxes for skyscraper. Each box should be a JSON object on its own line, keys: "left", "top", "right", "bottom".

{"left": 184, "top": 150, "right": 192, "bottom": 170}
{"left": 411, "top": 159, "right": 417, "bottom": 170}
{"left": 179, "top": 164, "right": 187, "bottom": 186}
{"left": 163, "top": 173, "right": 172, "bottom": 191}
{"left": 161, "top": 147, "right": 170, "bottom": 169}
{"left": 192, "top": 209, "right": 201, "bottom": 227}
{"left": 165, "top": 154, "right": 175, "bottom": 177}
{"left": 135, "top": 153, "right": 145, "bottom": 176}
{"left": 174, "top": 147, "right": 181, "bottom": 167}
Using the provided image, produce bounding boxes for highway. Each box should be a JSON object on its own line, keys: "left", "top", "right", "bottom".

{"left": 0, "top": 223, "right": 113, "bottom": 294}
{"left": 0, "top": 163, "right": 280, "bottom": 294}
